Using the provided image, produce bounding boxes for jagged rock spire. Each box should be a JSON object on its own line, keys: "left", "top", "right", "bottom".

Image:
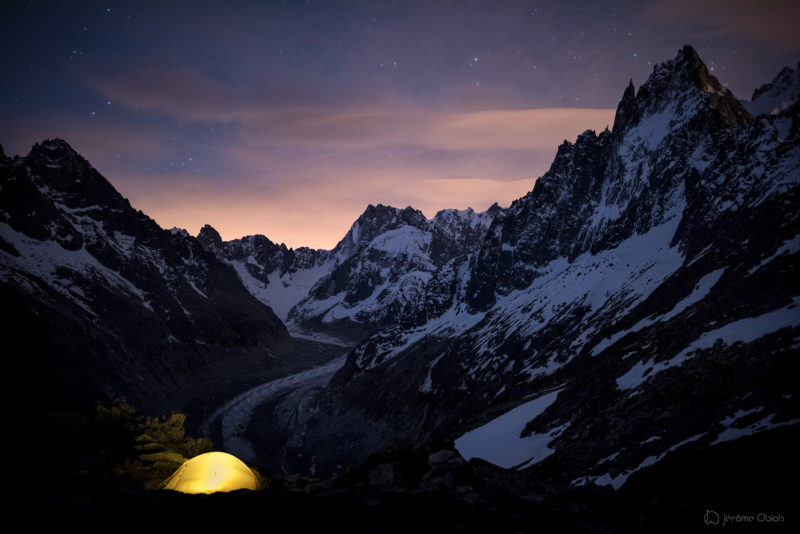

{"left": 197, "top": 224, "right": 223, "bottom": 250}
{"left": 612, "top": 79, "right": 639, "bottom": 139}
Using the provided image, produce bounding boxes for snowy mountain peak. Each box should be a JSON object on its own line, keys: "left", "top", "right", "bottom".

{"left": 284, "top": 202, "right": 502, "bottom": 341}
{"left": 639, "top": 45, "right": 718, "bottom": 101}
{"left": 431, "top": 207, "right": 477, "bottom": 227}
{"left": 618, "top": 46, "right": 750, "bottom": 137}
{"left": 34, "top": 137, "right": 78, "bottom": 156}
{"left": 744, "top": 62, "right": 800, "bottom": 116}
{"left": 1, "top": 142, "right": 290, "bottom": 411}
{"left": 332, "top": 203, "right": 428, "bottom": 259}
{"left": 293, "top": 47, "right": 800, "bottom": 485}
{"left": 169, "top": 227, "right": 190, "bottom": 238}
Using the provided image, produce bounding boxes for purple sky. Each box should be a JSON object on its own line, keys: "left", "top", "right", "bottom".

{"left": 2, "top": 0, "right": 798, "bottom": 248}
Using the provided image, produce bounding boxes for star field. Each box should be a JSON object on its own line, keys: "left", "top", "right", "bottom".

{"left": 1, "top": 0, "right": 798, "bottom": 248}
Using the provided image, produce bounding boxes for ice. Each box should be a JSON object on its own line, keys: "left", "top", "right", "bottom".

{"left": 203, "top": 356, "right": 347, "bottom": 461}
{"left": 288, "top": 327, "right": 351, "bottom": 347}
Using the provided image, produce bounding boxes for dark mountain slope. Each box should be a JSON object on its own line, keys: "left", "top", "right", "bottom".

{"left": 0, "top": 139, "right": 291, "bottom": 415}
{"left": 285, "top": 46, "right": 800, "bottom": 485}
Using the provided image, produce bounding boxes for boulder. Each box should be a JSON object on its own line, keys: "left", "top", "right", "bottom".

{"left": 367, "top": 463, "right": 395, "bottom": 487}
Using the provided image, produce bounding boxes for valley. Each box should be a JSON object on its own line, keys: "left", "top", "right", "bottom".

{"left": 2, "top": 44, "right": 798, "bottom": 531}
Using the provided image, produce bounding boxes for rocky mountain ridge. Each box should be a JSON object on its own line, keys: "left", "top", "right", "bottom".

{"left": 279, "top": 46, "right": 800, "bottom": 488}
{"left": 742, "top": 60, "right": 800, "bottom": 117}
{"left": 2, "top": 44, "right": 797, "bottom": 504}
{"left": 0, "top": 139, "right": 291, "bottom": 414}
{"left": 198, "top": 202, "right": 504, "bottom": 342}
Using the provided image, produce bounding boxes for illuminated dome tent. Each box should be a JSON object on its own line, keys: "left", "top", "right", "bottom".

{"left": 161, "top": 452, "right": 261, "bottom": 494}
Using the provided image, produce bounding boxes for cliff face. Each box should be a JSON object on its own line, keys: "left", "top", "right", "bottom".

{"left": 282, "top": 46, "right": 800, "bottom": 484}
{"left": 0, "top": 139, "right": 290, "bottom": 414}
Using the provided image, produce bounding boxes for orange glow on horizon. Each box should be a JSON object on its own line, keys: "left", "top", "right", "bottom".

{"left": 5, "top": 106, "right": 616, "bottom": 250}
{"left": 111, "top": 106, "right": 615, "bottom": 249}
{"left": 120, "top": 175, "right": 536, "bottom": 250}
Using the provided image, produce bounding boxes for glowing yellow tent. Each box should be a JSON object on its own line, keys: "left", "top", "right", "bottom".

{"left": 161, "top": 452, "right": 261, "bottom": 494}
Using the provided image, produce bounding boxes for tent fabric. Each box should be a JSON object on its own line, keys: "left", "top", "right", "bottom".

{"left": 161, "top": 451, "right": 260, "bottom": 494}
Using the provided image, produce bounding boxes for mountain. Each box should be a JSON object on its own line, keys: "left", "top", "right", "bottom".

{"left": 284, "top": 46, "right": 800, "bottom": 487}
{"left": 742, "top": 61, "right": 800, "bottom": 118}
{"left": 196, "top": 224, "right": 331, "bottom": 322}
{"left": 0, "top": 139, "right": 291, "bottom": 415}
{"left": 199, "top": 203, "right": 503, "bottom": 342}
{"left": 289, "top": 203, "right": 502, "bottom": 341}
{"left": 3, "top": 45, "right": 798, "bottom": 513}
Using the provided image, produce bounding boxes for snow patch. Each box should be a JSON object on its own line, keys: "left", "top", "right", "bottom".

{"left": 712, "top": 413, "right": 800, "bottom": 446}
{"left": 454, "top": 388, "right": 564, "bottom": 469}
{"left": 617, "top": 297, "right": 800, "bottom": 390}
{"left": 593, "top": 268, "right": 725, "bottom": 356}
{"left": 572, "top": 433, "right": 704, "bottom": 490}
{"left": 419, "top": 352, "right": 445, "bottom": 393}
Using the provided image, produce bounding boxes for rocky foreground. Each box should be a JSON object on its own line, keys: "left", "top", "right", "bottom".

{"left": 15, "top": 401, "right": 796, "bottom": 533}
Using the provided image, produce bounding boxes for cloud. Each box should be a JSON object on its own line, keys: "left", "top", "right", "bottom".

{"left": 69, "top": 67, "right": 617, "bottom": 248}
{"left": 92, "top": 67, "right": 615, "bottom": 151}
{"left": 91, "top": 66, "right": 614, "bottom": 137}
{"left": 651, "top": 0, "right": 800, "bottom": 52}
{"left": 0, "top": 116, "right": 166, "bottom": 169}
{"left": 114, "top": 168, "right": 536, "bottom": 250}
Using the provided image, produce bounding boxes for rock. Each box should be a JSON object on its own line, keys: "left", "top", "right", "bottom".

{"left": 179, "top": 436, "right": 213, "bottom": 458}
{"left": 419, "top": 481, "right": 436, "bottom": 492}
{"left": 428, "top": 450, "right": 456, "bottom": 464}
{"left": 304, "top": 479, "right": 335, "bottom": 494}
{"left": 135, "top": 442, "right": 166, "bottom": 453}
{"left": 443, "top": 472, "right": 454, "bottom": 490}
{"left": 367, "top": 463, "right": 395, "bottom": 487}
{"left": 520, "top": 493, "right": 547, "bottom": 504}
{"left": 138, "top": 451, "right": 186, "bottom": 465}
{"left": 282, "top": 474, "right": 303, "bottom": 489}
{"left": 286, "top": 48, "right": 800, "bottom": 490}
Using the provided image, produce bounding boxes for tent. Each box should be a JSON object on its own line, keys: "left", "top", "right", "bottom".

{"left": 161, "top": 451, "right": 261, "bottom": 494}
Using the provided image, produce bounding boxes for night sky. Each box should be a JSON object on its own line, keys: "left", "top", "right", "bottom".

{"left": 2, "top": 1, "right": 798, "bottom": 249}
